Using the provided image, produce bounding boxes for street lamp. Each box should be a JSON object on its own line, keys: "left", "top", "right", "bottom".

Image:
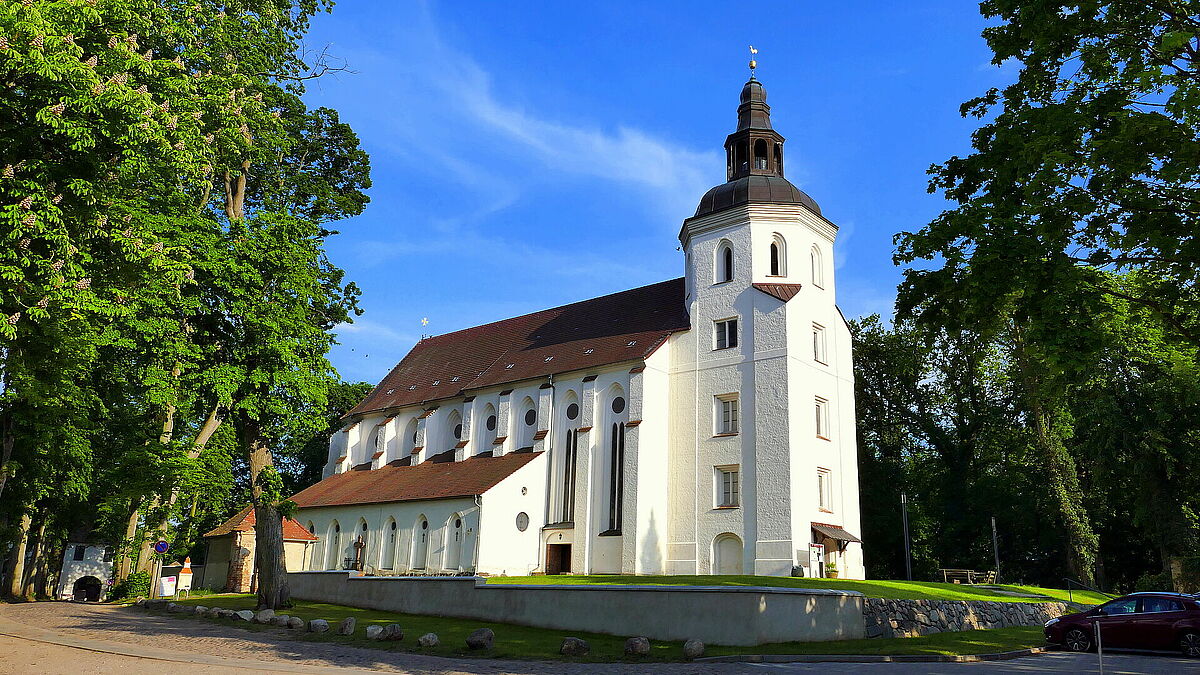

{"left": 901, "top": 492, "right": 912, "bottom": 581}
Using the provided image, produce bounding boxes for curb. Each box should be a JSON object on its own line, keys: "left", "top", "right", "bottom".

{"left": 697, "top": 646, "right": 1047, "bottom": 663}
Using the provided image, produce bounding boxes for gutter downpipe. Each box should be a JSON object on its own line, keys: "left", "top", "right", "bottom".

{"left": 472, "top": 493, "right": 482, "bottom": 574}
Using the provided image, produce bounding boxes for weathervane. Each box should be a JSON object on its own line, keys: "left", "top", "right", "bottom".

{"left": 748, "top": 45, "right": 758, "bottom": 77}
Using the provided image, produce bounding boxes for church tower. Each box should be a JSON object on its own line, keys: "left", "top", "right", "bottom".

{"left": 667, "top": 68, "right": 864, "bottom": 578}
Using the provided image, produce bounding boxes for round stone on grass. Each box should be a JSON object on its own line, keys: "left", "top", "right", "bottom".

{"left": 682, "top": 639, "right": 705, "bottom": 659}
{"left": 381, "top": 624, "right": 404, "bottom": 641}
{"left": 308, "top": 618, "right": 330, "bottom": 633}
{"left": 560, "top": 637, "right": 590, "bottom": 656}
{"left": 465, "top": 628, "right": 494, "bottom": 650}
{"left": 205, "top": 607, "right": 221, "bottom": 619}
{"left": 234, "top": 610, "right": 255, "bottom": 622}
{"left": 254, "top": 608, "right": 275, "bottom": 624}
{"left": 365, "top": 625, "right": 384, "bottom": 640}
{"left": 271, "top": 614, "right": 290, "bottom": 627}
{"left": 624, "top": 636, "right": 651, "bottom": 656}
{"left": 337, "top": 617, "right": 356, "bottom": 635}
{"left": 417, "top": 632, "right": 439, "bottom": 648}
{"left": 193, "top": 606, "right": 208, "bottom": 616}
{"left": 287, "top": 616, "right": 305, "bottom": 630}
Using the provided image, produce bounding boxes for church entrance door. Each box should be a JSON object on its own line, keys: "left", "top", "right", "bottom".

{"left": 545, "top": 544, "right": 571, "bottom": 574}
{"left": 72, "top": 575, "right": 102, "bottom": 602}
{"left": 713, "top": 533, "right": 743, "bottom": 574}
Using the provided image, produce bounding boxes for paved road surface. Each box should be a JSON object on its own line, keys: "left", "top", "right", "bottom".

{"left": 0, "top": 602, "right": 1193, "bottom": 674}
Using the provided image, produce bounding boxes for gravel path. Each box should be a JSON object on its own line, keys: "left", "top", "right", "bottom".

{"left": 0, "top": 601, "right": 737, "bottom": 674}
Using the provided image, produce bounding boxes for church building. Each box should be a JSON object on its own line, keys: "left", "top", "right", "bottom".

{"left": 291, "top": 72, "right": 865, "bottom": 580}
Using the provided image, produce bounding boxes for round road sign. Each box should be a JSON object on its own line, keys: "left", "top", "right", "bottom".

{"left": 153, "top": 540, "right": 170, "bottom": 554}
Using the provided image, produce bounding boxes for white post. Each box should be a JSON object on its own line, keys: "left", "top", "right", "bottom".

{"left": 1093, "top": 619, "right": 1104, "bottom": 675}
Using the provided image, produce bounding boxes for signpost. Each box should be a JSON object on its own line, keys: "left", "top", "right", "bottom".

{"left": 149, "top": 539, "right": 170, "bottom": 599}
{"left": 901, "top": 492, "right": 913, "bottom": 581}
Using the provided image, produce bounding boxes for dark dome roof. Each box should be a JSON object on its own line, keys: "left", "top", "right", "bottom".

{"left": 694, "top": 175, "right": 821, "bottom": 218}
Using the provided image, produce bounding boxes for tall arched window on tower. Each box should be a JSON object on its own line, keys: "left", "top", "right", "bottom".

{"left": 716, "top": 241, "right": 734, "bottom": 283}
{"left": 735, "top": 140, "right": 749, "bottom": 173}
{"left": 603, "top": 388, "right": 628, "bottom": 534}
{"left": 811, "top": 245, "right": 825, "bottom": 288}
{"left": 774, "top": 143, "right": 783, "bottom": 174}
{"left": 770, "top": 234, "right": 787, "bottom": 277}
{"left": 753, "top": 139, "right": 768, "bottom": 170}
{"left": 557, "top": 392, "right": 580, "bottom": 523}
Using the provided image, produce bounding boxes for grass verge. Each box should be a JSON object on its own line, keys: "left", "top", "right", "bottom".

{"left": 167, "top": 594, "right": 1048, "bottom": 662}
{"left": 486, "top": 575, "right": 1109, "bottom": 605}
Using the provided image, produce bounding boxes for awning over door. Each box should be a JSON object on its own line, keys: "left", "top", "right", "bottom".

{"left": 811, "top": 522, "right": 862, "bottom": 544}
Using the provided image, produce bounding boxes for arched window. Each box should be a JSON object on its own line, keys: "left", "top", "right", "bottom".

{"left": 351, "top": 519, "right": 368, "bottom": 570}
{"left": 811, "top": 245, "right": 824, "bottom": 288}
{"left": 305, "top": 521, "right": 317, "bottom": 570}
{"left": 753, "top": 139, "right": 768, "bottom": 170}
{"left": 557, "top": 391, "right": 580, "bottom": 523}
{"left": 715, "top": 241, "right": 734, "bottom": 283}
{"left": 325, "top": 521, "right": 341, "bottom": 570}
{"left": 603, "top": 386, "right": 628, "bottom": 534}
{"left": 725, "top": 146, "right": 734, "bottom": 180}
{"left": 517, "top": 397, "right": 536, "bottom": 450}
{"left": 735, "top": 140, "right": 748, "bottom": 173}
{"left": 770, "top": 234, "right": 786, "bottom": 277}
{"left": 774, "top": 143, "right": 783, "bottom": 174}
{"left": 445, "top": 408, "right": 463, "bottom": 454}
{"left": 445, "top": 513, "right": 464, "bottom": 570}
{"left": 479, "top": 403, "right": 497, "bottom": 456}
{"left": 404, "top": 418, "right": 418, "bottom": 456}
{"left": 382, "top": 518, "right": 397, "bottom": 569}
{"left": 411, "top": 515, "right": 429, "bottom": 570}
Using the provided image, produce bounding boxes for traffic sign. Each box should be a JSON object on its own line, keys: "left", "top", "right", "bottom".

{"left": 153, "top": 540, "right": 170, "bottom": 554}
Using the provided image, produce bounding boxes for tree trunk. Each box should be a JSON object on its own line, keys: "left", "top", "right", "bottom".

{"left": 0, "top": 410, "right": 13, "bottom": 503}
{"left": 245, "top": 419, "right": 289, "bottom": 610}
{"left": 21, "top": 515, "right": 48, "bottom": 599}
{"left": 116, "top": 499, "right": 140, "bottom": 582}
{"left": 6, "top": 511, "right": 32, "bottom": 599}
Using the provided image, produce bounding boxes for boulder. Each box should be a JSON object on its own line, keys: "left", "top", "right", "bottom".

{"left": 381, "top": 624, "right": 404, "bottom": 641}
{"left": 218, "top": 609, "right": 236, "bottom": 619}
{"left": 559, "top": 637, "right": 590, "bottom": 657}
{"left": 205, "top": 607, "right": 222, "bottom": 619}
{"left": 165, "top": 602, "right": 180, "bottom": 612}
{"left": 134, "top": 598, "right": 146, "bottom": 607}
{"left": 287, "top": 616, "right": 305, "bottom": 630}
{"left": 624, "top": 636, "right": 651, "bottom": 656}
{"left": 308, "top": 619, "right": 330, "bottom": 633}
{"left": 234, "top": 610, "right": 255, "bottom": 622}
{"left": 271, "top": 615, "right": 291, "bottom": 627}
{"left": 145, "top": 599, "right": 167, "bottom": 610}
{"left": 337, "top": 617, "right": 356, "bottom": 636}
{"left": 193, "top": 606, "right": 208, "bottom": 616}
{"left": 365, "top": 625, "right": 384, "bottom": 640}
{"left": 682, "top": 639, "right": 705, "bottom": 659}
{"left": 254, "top": 608, "right": 275, "bottom": 624}
{"left": 465, "top": 628, "right": 494, "bottom": 650}
{"left": 417, "top": 632, "right": 439, "bottom": 648}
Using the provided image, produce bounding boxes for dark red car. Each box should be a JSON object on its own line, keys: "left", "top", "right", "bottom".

{"left": 1044, "top": 592, "right": 1200, "bottom": 657}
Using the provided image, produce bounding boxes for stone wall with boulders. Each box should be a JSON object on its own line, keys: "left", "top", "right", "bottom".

{"left": 863, "top": 598, "right": 1073, "bottom": 639}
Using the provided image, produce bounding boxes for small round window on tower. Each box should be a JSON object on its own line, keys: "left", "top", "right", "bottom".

{"left": 612, "top": 397, "right": 626, "bottom": 415}
{"left": 566, "top": 403, "right": 579, "bottom": 420}
{"left": 486, "top": 415, "right": 497, "bottom": 431}
{"left": 524, "top": 409, "right": 536, "bottom": 426}
{"left": 454, "top": 424, "right": 463, "bottom": 440}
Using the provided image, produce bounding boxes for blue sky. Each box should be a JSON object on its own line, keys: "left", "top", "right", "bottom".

{"left": 302, "top": 1, "right": 1014, "bottom": 385}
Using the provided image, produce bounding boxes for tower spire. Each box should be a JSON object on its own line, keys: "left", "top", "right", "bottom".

{"left": 723, "top": 58, "right": 785, "bottom": 181}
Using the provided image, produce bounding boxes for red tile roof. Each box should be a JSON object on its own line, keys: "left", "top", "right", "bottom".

{"left": 291, "top": 452, "right": 543, "bottom": 509}
{"left": 202, "top": 505, "right": 319, "bottom": 542}
{"left": 753, "top": 282, "right": 804, "bottom": 302}
{"left": 345, "top": 279, "right": 689, "bottom": 417}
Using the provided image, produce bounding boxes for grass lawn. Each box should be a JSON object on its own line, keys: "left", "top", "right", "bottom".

{"left": 486, "top": 575, "right": 1110, "bottom": 605}
{"left": 168, "top": 594, "right": 1049, "bottom": 662}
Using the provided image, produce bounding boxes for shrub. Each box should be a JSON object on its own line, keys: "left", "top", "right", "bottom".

{"left": 1133, "top": 570, "right": 1173, "bottom": 593}
{"left": 110, "top": 571, "right": 151, "bottom": 600}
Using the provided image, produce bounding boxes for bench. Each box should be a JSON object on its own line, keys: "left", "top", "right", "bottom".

{"left": 939, "top": 568, "right": 996, "bottom": 584}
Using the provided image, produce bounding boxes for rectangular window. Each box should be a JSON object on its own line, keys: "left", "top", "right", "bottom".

{"left": 714, "top": 318, "right": 738, "bottom": 350}
{"left": 812, "top": 323, "right": 827, "bottom": 364}
{"left": 818, "top": 468, "right": 833, "bottom": 511}
{"left": 73, "top": 545, "right": 86, "bottom": 561}
{"left": 716, "top": 465, "right": 741, "bottom": 507}
{"left": 815, "top": 397, "right": 830, "bottom": 439}
{"left": 716, "top": 394, "right": 739, "bottom": 435}
{"left": 103, "top": 547, "right": 114, "bottom": 562}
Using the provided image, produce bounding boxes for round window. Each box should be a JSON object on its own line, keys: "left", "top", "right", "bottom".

{"left": 515, "top": 512, "right": 530, "bottom": 532}
{"left": 486, "top": 415, "right": 497, "bottom": 431}
{"left": 455, "top": 518, "right": 462, "bottom": 528}
{"left": 390, "top": 521, "right": 397, "bottom": 531}
{"left": 611, "top": 397, "right": 626, "bottom": 414}
{"left": 334, "top": 523, "right": 340, "bottom": 533}
{"left": 362, "top": 522, "right": 368, "bottom": 531}
{"left": 421, "top": 520, "right": 428, "bottom": 530}
{"left": 524, "top": 409, "right": 536, "bottom": 426}
{"left": 454, "top": 424, "right": 463, "bottom": 440}
{"left": 566, "top": 403, "right": 579, "bottom": 420}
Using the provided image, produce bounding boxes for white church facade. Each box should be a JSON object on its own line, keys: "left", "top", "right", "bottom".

{"left": 291, "top": 74, "right": 865, "bottom": 580}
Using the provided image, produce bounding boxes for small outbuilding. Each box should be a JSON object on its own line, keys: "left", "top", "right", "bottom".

{"left": 202, "top": 506, "right": 318, "bottom": 593}
{"left": 57, "top": 542, "right": 114, "bottom": 601}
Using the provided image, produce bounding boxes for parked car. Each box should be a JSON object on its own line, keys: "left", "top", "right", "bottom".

{"left": 1044, "top": 592, "right": 1200, "bottom": 657}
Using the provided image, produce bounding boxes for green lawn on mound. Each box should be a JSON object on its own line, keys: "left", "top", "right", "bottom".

{"left": 486, "top": 575, "right": 1110, "bottom": 605}
{"left": 167, "top": 594, "right": 1048, "bottom": 661}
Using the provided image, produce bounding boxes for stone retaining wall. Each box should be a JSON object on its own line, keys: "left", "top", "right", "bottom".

{"left": 863, "top": 598, "right": 1072, "bottom": 638}
{"left": 288, "top": 572, "right": 865, "bottom": 646}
